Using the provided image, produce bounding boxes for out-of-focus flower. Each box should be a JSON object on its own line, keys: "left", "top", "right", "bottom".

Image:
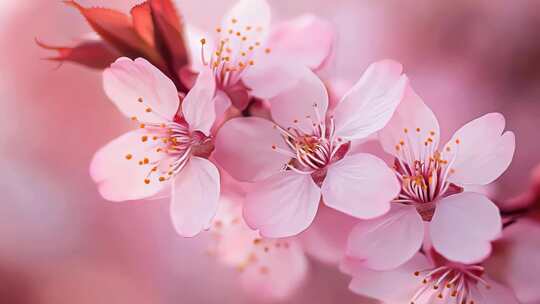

{"left": 341, "top": 249, "right": 519, "bottom": 304}
{"left": 485, "top": 218, "right": 540, "bottom": 304}
{"left": 208, "top": 192, "right": 308, "bottom": 301}
{"left": 299, "top": 205, "right": 357, "bottom": 265}
{"left": 39, "top": 0, "right": 189, "bottom": 91}
{"left": 184, "top": 0, "right": 334, "bottom": 110}
{"left": 90, "top": 57, "right": 220, "bottom": 237}
{"left": 214, "top": 60, "right": 407, "bottom": 237}
{"left": 345, "top": 85, "right": 515, "bottom": 270}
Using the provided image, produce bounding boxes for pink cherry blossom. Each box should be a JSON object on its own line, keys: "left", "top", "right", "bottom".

{"left": 90, "top": 57, "right": 220, "bottom": 237}
{"left": 345, "top": 85, "right": 515, "bottom": 270}
{"left": 485, "top": 219, "right": 540, "bottom": 303}
{"left": 214, "top": 60, "right": 408, "bottom": 237}
{"left": 185, "top": 0, "right": 334, "bottom": 110}
{"left": 341, "top": 249, "right": 519, "bottom": 304}
{"left": 208, "top": 192, "right": 308, "bottom": 301}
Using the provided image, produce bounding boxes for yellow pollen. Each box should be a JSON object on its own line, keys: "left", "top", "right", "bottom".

{"left": 236, "top": 31, "right": 241, "bottom": 36}
{"left": 231, "top": 18, "right": 237, "bottom": 24}
{"left": 400, "top": 140, "right": 405, "bottom": 145}
{"left": 455, "top": 139, "right": 461, "bottom": 144}
{"left": 265, "top": 48, "right": 271, "bottom": 53}
{"left": 395, "top": 145, "right": 400, "bottom": 151}
{"left": 152, "top": 136, "right": 158, "bottom": 140}
{"left": 131, "top": 116, "right": 137, "bottom": 121}
{"left": 249, "top": 60, "right": 254, "bottom": 65}
{"left": 216, "top": 27, "right": 221, "bottom": 33}
{"left": 144, "top": 179, "right": 150, "bottom": 184}
{"left": 151, "top": 167, "right": 157, "bottom": 172}
{"left": 241, "top": 52, "right": 247, "bottom": 56}
{"left": 125, "top": 154, "right": 132, "bottom": 160}
{"left": 242, "top": 36, "right": 247, "bottom": 41}
{"left": 255, "top": 42, "right": 261, "bottom": 46}
{"left": 145, "top": 108, "right": 152, "bottom": 113}
{"left": 414, "top": 271, "right": 420, "bottom": 276}
{"left": 200, "top": 38, "right": 206, "bottom": 45}
{"left": 138, "top": 161, "right": 143, "bottom": 165}
{"left": 416, "top": 127, "right": 421, "bottom": 132}
{"left": 249, "top": 46, "right": 254, "bottom": 51}
{"left": 404, "top": 128, "right": 409, "bottom": 133}
{"left": 143, "top": 158, "right": 149, "bottom": 164}
{"left": 253, "top": 239, "right": 262, "bottom": 245}
{"left": 228, "top": 29, "right": 233, "bottom": 34}
{"left": 446, "top": 146, "right": 451, "bottom": 152}
{"left": 430, "top": 131, "right": 436, "bottom": 136}
{"left": 139, "top": 124, "right": 145, "bottom": 128}
{"left": 141, "top": 136, "right": 148, "bottom": 142}
{"left": 159, "top": 177, "right": 165, "bottom": 182}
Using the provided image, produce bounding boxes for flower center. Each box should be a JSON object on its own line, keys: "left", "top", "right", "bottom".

{"left": 410, "top": 264, "right": 491, "bottom": 304}
{"left": 392, "top": 128, "right": 461, "bottom": 220}
{"left": 199, "top": 17, "right": 271, "bottom": 89}
{"left": 124, "top": 98, "right": 211, "bottom": 185}
{"left": 271, "top": 104, "right": 349, "bottom": 185}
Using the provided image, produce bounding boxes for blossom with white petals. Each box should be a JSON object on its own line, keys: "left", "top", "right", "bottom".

{"left": 215, "top": 60, "right": 408, "bottom": 237}
{"left": 91, "top": 57, "right": 220, "bottom": 237}
{"left": 345, "top": 85, "right": 515, "bottom": 270}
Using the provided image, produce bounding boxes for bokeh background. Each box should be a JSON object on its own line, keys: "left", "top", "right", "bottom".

{"left": 2, "top": 0, "right": 540, "bottom": 303}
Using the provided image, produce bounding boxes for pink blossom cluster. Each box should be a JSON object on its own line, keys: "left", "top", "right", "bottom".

{"left": 42, "top": 0, "right": 540, "bottom": 303}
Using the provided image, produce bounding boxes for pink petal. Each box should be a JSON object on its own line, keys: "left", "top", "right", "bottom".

{"left": 430, "top": 192, "right": 502, "bottom": 264}
{"left": 269, "top": 66, "right": 329, "bottom": 132}
{"left": 478, "top": 277, "right": 520, "bottom": 304}
{"left": 485, "top": 219, "right": 540, "bottom": 303}
{"left": 90, "top": 129, "right": 169, "bottom": 201}
{"left": 181, "top": 68, "right": 216, "bottom": 135}
{"left": 378, "top": 84, "right": 440, "bottom": 160}
{"left": 214, "top": 117, "right": 290, "bottom": 182}
{"left": 444, "top": 113, "right": 515, "bottom": 185}
{"left": 103, "top": 57, "right": 179, "bottom": 123}
{"left": 240, "top": 239, "right": 308, "bottom": 301}
{"left": 213, "top": 90, "right": 232, "bottom": 124}
{"left": 344, "top": 253, "right": 431, "bottom": 303}
{"left": 242, "top": 62, "right": 306, "bottom": 99}
{"left": 266, "top": 14, "right": 334, "bottom": 70}
{"left": 185, "top": 25, "right": 214, "bottom": 73}
{"left": 321, "top": 153, "right": 399, "bottom": 219}
{"left": 243, "top": 171, "right": 321, "bottom": 238}
{"left": 345, "top": 204, "right": 424, "bottom": 270}
{"left": 333, "top": 60, "right": 408, "bottom": 141}
{"left": 300, "top": 205, "right": 357, "bottom": 264}
{"left": 170, "top": 157, "right": 220, "bottom": 237}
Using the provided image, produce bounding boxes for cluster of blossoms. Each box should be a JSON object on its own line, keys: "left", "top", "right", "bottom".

{"left": 43, "top": 0, "right": 540, "bottom": 303}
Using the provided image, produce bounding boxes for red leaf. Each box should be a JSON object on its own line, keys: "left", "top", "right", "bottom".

{"left": 36, "top": 39, "right": 119, "bottom": 69}
{"left": 64, "top": 0, "right": 164, "bottom": 68}
{"left": 149, "top": 0, "right": 189, "bottom": 91}
{"left": 131, "top": 2, "right": 155, "bottom": 47}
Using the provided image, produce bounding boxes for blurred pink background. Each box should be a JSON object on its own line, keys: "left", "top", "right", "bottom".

{"left": 2, "top": 0, "right": 539, "bottom": 303}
